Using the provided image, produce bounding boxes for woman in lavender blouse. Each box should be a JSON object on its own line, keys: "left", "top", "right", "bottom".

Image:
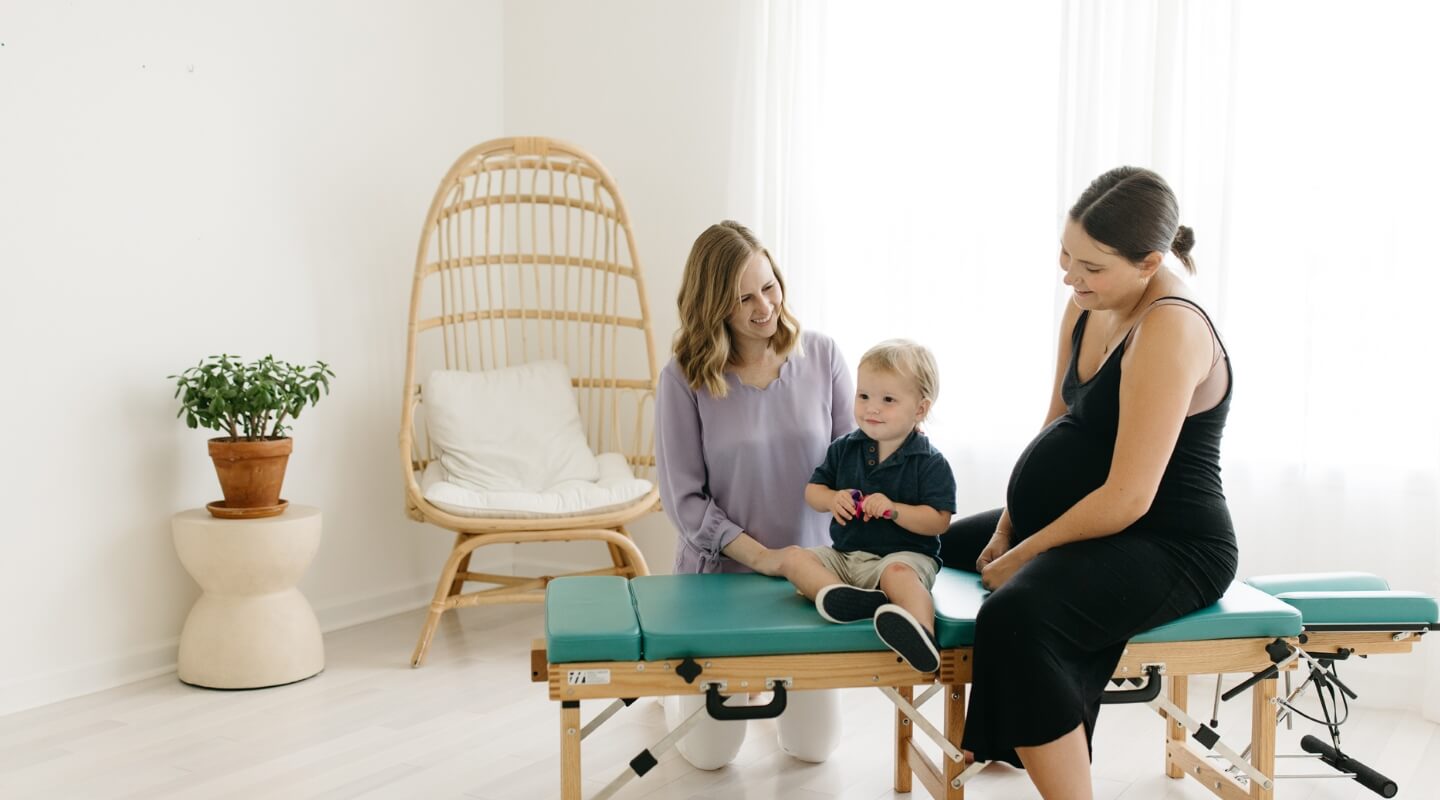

{"left": 655, "top": 220, "right": 854, "bottom": 768}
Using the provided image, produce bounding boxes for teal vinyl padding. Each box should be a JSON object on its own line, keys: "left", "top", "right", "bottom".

{"left": 547, "top": 572, "right": 1327, "bottom": 663}
{"left": 935, "top": 572, "right": 1306, "bottom": 647}
{"left": 627, "top": 571, "right": 1304, "bottom": 657}
{"left": 1274, "top": 591, "right": 1439, "bottom": 626}
{"left": 932, "top": 569, "right": 990, "bottom": 647}
{"left": 1130, "top": 581, "right": 1302, "bottom": 643}
{"left": 545, "top": 576, "right": 641, "bottom": 663}
{"left": 1247, "top": 572, "right": 1390, "bottom": 595}
{"left": 935, "top": 574, "right": 1303, "bottom": 645}
{"left": 630, "top": 573, "right": 888, "bottom": 659}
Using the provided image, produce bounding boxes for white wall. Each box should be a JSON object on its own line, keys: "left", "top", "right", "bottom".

{"left": 0, "top": 0, "right": 506, "bottom": 715}
{"left": 500, "top": 0, "right": 756, "bottom": 573}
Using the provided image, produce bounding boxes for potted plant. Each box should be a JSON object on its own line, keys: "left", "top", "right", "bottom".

{"left": 170, "top": 354, "right": 335, "bottom": 519}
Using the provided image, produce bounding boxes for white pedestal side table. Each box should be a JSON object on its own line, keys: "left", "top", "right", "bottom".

{"left": 172, "top": 504, "right": 325, "bottom": 688}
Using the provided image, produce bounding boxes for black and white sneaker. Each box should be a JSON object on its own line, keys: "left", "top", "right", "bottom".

{"left": 874, "top": 604, "right": 940, "bottom": 673}
{"left": 816, "top": 584, "right": 889, "bottom": 623}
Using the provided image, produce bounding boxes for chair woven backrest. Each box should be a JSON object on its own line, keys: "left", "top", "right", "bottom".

{"left": 401, "top": 138, "right": 659, "bottom": 487}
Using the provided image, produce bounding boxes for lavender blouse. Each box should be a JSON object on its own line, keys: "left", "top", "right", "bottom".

{"left": 655, "top": 331, "right": 855, "bottom": 574}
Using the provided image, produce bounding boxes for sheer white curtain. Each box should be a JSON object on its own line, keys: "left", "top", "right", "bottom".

{"left": 738, "top": 0, "right": 1440, "bottom": 719}
{"left": 735, "top": 1, "right": 1067, "bottom": 515}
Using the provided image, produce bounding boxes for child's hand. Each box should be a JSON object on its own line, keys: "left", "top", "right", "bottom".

{"left": 861, "top": 492, "right": 895, "bottom": 521}
{"left": 830, "top": 489, "right": 858, "bottom": 524}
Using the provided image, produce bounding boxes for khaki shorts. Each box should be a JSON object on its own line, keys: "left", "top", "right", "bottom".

{"left": 805, "top": 546, "right": 939, "bottom": 590}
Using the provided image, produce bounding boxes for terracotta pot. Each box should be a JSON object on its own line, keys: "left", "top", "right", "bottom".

{"left": 207, "top": 437, "right": 293, "bottom": 515}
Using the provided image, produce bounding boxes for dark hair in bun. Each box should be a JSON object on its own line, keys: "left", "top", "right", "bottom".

{"left": 1069, "top": 167, "right": 1196, "bottom": 274}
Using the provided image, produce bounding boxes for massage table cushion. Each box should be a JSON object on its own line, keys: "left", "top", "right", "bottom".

{"left": 546, "top": 569, "right": 1328, "bottom": 663}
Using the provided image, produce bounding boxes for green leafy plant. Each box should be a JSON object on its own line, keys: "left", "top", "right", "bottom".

{"left": 170, "top": 354, "right": 335, "bottom": 441}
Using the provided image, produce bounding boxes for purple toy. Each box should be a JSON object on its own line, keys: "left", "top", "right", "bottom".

{"left": 848, "top": 489, "right": 894, "bottom": 520}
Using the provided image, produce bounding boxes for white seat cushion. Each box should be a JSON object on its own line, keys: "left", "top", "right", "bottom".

{"left": 424, "top": 362, "right": 599, "bottom": 492}
{"left": 421, "top": 452, "right": 653, "bottom": 519}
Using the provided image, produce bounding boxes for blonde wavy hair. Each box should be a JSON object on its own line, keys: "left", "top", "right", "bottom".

{"left": 673, "top": 220, "right": 801, "bottom": 397}
{"left": 859, "top": 339, "right": 940, "bottom": 423}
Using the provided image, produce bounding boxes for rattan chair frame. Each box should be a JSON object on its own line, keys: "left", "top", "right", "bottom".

{"left": 400, "top": 137, "right": 659, "bottom": 667}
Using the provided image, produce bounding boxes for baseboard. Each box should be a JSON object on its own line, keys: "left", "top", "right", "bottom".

{"left": 318, "top": 553, "right": 600, "bottom": 630}
{"left": 0, "top": 578, "right": 445, "bottom": 719}
{"left": 313, "top": 578, "right": 443, "bottom": 633}
{"left": 0, "top": 555, "right": 608, "bottom": 719}
{"left": 0, "top": 640, "right": 180, "bottom": 718}
{"left": 510, "top": 553, "right": 607, "bottom": 579}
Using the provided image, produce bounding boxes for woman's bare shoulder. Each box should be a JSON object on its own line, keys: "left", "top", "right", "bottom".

{"left": 1127, "top": 300, "right": 1215, "bottom": 367}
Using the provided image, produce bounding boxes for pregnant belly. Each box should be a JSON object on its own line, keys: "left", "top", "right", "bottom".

{"left": 1006, "top": 417, "right": 1113, "bottom": 538}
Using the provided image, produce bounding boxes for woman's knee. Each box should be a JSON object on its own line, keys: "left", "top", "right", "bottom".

{"left": 975, "top": 583, "right": 1047, "bottom": 631}
{"left": 777, "top": 689, "right": 841, "bottom": 763}
{"left": 666, "top": 694, "right": 747, "bottom": 769}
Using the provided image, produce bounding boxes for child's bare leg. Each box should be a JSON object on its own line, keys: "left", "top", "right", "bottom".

{"left": 878, "top": 562, "right": 934, "bottom": 634}
{"left": 776, "top": 547, "right": 844, "bottom": 600}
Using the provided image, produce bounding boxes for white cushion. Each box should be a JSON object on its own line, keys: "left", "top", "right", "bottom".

{"left": 421, "top": 452, "right": 653, "bottom": 519}
{"left": 424, "top": 362, "right": 599, "bottom": 492}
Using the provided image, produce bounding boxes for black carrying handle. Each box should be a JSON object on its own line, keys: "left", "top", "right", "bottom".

{"left": 705, "top": 683, "right": 788, "bottom": 721}
{"left": 1099, "top": 665, "right": 1163, "bottom": 705}
{"left": 1300, "top": 735, "right": 1398, "bottom": 798}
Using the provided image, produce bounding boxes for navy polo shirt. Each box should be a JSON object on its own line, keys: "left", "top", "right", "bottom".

{"left": 809, "top": 429, "right": 957, "bottom": 564}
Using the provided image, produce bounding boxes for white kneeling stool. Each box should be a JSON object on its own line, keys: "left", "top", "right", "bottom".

{"left": 172, "top": 505, "right": 325, "bottom": 688}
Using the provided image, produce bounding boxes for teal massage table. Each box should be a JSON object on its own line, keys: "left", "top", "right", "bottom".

{"left": 534, "top": 570, "right": 1437, "bottom": 799}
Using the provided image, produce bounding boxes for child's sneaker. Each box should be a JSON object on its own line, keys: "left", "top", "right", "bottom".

{"left": 816, "top": 584, "right": 889, "bottom": 623}
{"left": 874, "top": 604, "right": 940, "bottom": 673}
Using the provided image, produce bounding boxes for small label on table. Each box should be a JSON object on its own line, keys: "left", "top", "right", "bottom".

{"left": 567, "top": 669, "right": 611, "bottom": 685}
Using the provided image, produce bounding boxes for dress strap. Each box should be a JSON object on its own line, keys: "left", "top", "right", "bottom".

{"left": 1125, "top": 296, "right": 1231, "bottom": 415}
{"left": 1125, "top": 296, "right": 1227, "bottom": 369}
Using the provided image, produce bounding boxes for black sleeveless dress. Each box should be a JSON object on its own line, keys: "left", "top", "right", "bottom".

{"left": 942, "top": 297, "right": 1239, "bottom": 766}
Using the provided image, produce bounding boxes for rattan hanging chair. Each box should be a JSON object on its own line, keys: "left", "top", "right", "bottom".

{"left": 400, "top": 137, "right": 658, "bottom": 667}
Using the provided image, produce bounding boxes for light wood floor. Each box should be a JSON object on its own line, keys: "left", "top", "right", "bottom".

{"left": 2, "top": 602, "right": 1436, "bottom": 799}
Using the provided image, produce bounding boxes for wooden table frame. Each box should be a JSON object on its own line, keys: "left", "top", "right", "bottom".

{"left": 529, "top": 632, "right": 1415, "bottom": 800}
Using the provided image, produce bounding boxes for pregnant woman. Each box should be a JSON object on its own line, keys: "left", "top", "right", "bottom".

{"left": 940, "top": 167, "right": 1238, "bottom": 800}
